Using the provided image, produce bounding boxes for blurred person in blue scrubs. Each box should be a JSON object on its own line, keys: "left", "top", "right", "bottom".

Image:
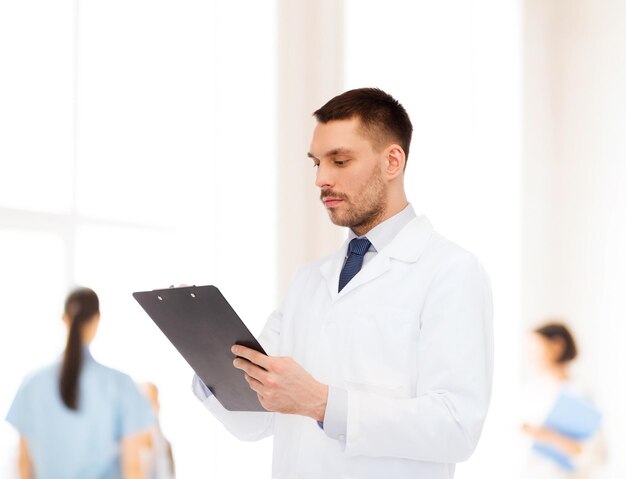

{"left": 5, "top": 287, "right": 155, "bottom": 479}
{"left": 521, "top": 322, "right": 607, "bottom": 478}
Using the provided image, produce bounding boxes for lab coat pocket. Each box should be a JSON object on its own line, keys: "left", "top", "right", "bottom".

{"left": 342, "top": 308, "right": 413, "bottom": 395}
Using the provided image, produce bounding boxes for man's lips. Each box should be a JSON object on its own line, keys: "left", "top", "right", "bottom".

{"left": 322, "top": 197, "right": 344, "bottom": 208}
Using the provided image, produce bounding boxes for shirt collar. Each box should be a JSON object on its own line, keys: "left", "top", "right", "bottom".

{"left": 83, "top": 346, "right": 94, "bottom": 362}
{"left": 348, "top": 203, "right": 417, "bottom": 253}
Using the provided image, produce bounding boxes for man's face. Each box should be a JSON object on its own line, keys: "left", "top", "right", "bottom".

{"left": 308, "top": 117, "right": 388, "bottom": 235}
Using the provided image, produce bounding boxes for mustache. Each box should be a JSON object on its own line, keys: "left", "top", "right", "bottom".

{"left": 320, "top": 190, "right": 348, "bottom": 201}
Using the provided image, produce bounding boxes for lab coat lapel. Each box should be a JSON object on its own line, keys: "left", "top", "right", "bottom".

{"left": 319, "top": 215, "right": 434, "bottom": 300}
{"left": 320, "top": 251, "right": 391, "bottom": 300}
{"left": 319, "top": 239, "right": 348, "bottom": 301}
{"left": 336, "top": 253, "right": 391, "bottom": 297}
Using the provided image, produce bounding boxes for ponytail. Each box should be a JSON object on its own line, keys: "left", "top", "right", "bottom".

{"left": 59, "top": 287, "right": 99, "bottom": 410}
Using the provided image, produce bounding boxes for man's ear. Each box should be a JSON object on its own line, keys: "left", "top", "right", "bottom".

{"left": 385, "top": 144, "right": 406, "bottom": 178}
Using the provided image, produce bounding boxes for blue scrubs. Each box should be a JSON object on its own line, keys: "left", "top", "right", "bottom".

{"left": 6, "top": 349, "right": 155, "bottom": 479}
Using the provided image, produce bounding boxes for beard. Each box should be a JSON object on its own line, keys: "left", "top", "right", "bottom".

{"left": 320, "top": 165, "right": 387, "bottom": 234}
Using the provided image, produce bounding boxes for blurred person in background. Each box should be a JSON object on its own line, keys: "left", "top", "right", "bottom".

{"left": 139, "top": 382, "right": 175, "bottom": 479}
{"left": 522, "top": 322, "right": 607, "bottom": 478}
{"left": 5, "top": 287, "right": 155, "bottom": 479}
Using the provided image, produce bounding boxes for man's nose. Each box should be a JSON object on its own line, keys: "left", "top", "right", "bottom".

{"left": 315, "top": 162, "right": 334, "bottom": 189}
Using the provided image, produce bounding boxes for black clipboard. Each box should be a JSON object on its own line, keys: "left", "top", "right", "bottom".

{"left": 133, "top": 285, "right": 267, "bottom": 411}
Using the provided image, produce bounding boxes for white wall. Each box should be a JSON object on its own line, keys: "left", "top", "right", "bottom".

{"left": 276, "top": 0, "right": 347, "bottom": 297}
{"left": 523, "top": 0, "right": 626, "bottom": 476}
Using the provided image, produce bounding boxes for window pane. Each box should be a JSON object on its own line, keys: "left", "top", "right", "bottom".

{"left": 75, "top": 0, "right": 218, "bottom": 226}
{"left": 0, "top": 230, "right": 67, "bottom": 471}
{"left": 212, "top": 0, "right": 277, "bottom": 337}
{"left": 0, "top": 1, "right": 74, "bottom": 213}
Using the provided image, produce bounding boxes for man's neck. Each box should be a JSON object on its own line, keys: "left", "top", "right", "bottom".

{"left": 352, "top": 200, "right": 409, "bottom": 237}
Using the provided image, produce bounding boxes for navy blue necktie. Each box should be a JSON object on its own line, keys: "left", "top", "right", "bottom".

{"left": 338, "top": 237, "right": 371, "bottom": 292}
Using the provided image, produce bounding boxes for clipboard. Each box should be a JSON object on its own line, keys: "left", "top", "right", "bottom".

{"left": 133, "top": 285, "right": 267, "bottom": 411}
{"left": 532, "top": 389, "right": 602, "bottom": 471}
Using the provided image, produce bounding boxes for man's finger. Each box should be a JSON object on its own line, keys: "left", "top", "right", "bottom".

{"left": 233, "top": 357, "right": 268, "bottom": 383}
{"left": 232, "top": 345, "right": 271, "bottom": 369}
{"left": 244, "top": 373, "right": 265, "bottom": 394}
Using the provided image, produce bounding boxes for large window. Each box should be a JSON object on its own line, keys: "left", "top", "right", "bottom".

{"left": 0, "top": 1, "right": 276, "bottom": 477}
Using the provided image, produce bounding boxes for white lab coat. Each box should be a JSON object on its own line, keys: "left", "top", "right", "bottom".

{"left": 199, "top": 215, "right": 494, "bottom": 478}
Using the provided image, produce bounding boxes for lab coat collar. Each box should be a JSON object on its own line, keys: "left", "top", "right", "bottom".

{"left": 319, "top": 215, "right": 434, "bottom": 301}
{"left": 383, "top": 215, "right": 433, "bottom": 262}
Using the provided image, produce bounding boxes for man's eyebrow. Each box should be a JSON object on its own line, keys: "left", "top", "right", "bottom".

{"left": 307, "top": 147, "right": 354, "bottom": 160}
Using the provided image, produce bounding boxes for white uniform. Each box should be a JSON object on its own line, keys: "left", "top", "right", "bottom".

{"left": 197, "top": 214, "right": 494, "bottom": 478}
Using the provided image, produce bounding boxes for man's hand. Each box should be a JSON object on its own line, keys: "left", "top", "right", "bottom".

{"left": 231, "top": 345, "right": 328, "bottom": 421}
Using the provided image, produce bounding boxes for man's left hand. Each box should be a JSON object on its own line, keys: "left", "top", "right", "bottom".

{"left": 231, "top": 345, "right": 328, "bottom": 421}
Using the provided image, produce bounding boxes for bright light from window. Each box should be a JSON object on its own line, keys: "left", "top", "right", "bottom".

{"left": 0, "top": 0, "right": 74, "bottom": 213}
{"left": 0, "top": 1, "right": 276, "bottom": 477}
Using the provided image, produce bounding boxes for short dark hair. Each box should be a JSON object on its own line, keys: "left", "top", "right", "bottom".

{"left": 534, "top": 322, "right": 578, "bottom": 364}
{"left": 313, "top": 88, "right": 413, "bottom": 166}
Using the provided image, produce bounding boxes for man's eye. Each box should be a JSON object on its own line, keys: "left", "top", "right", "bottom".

{"left": 334, "top": 160, "right": 348, "bottom": 166}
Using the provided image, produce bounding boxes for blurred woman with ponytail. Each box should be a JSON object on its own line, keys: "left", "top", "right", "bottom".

{"left": 6, "top": 287, "right": 155, "bottom": 479}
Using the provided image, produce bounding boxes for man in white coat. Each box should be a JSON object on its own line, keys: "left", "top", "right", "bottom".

{"left": 192, "top": 88, "right": 494, "bottom": 478}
